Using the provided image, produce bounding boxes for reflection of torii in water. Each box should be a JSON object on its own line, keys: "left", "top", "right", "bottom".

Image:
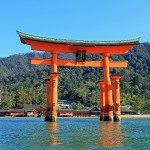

{"left": 17, "top": 31, "right": 139, "bottom": 122}
{"left": 98, "top": 122, "right": 124, "bottom": 148}
{"left": 46, "top": 122, "right": 62, "bottom": 146}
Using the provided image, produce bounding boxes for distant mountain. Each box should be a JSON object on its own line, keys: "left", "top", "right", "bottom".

{"left": 0, "top": 43, "right": 150, "bottom": 110}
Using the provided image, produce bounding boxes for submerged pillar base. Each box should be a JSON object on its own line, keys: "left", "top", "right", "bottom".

{"left": 100, "top": 115, "right": 121, "bottom": 121}
{"left": 45, "top": 116, "right": 57, "bottom": 122}
{"left": 100, "top": 115, "right": 104, "bottom": 121}
{"left": 103, "top": 115, "right": 113, "bottom": 121}
{"left": 114, "top": 115, "right": 121, "bottom": 122}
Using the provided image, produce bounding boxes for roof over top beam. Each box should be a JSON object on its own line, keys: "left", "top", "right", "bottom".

{"left": 17, "top": 31, "right": 140, "bottom": 54}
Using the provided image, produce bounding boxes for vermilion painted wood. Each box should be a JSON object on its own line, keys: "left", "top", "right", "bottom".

{"left": 18, "top": 31, "right": 139, "bottom": 122}
{"left": 23, "top": 38, "right": 134, "bottom": 54}
{"left": 99, "top": 81, "right": 105, "bottom": 121}
{"left": 31, "top": 58, "right": 128, "bottom": 68}
{"left": 111, "top": 75, "right": 122, "bottom": 121}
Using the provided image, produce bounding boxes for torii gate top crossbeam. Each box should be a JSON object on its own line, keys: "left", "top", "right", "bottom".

{"left": 17, "top": 31, "right": 139, "bottom": 54}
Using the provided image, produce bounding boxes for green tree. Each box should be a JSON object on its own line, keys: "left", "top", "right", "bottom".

{"left": 75, "top": 101, "right": 84, "bottom": 110}
{"left": 0, "top": 90, "right": 15, "bottom": 109}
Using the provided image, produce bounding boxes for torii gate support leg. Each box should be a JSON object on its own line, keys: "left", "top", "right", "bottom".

{"left": 103, "top": 53, "right": 113, "bottom": 121}
{"left": 45, "top": 52, "right": 60, "bottom": 122}
{"left": 49, "top": 73, "right": 60, "bottom": 122}
{"left": 111, "top": 75, "right": 122, "bottom": 121}
{"left": 99, "top": 81, "right": 105, "bottom": 121}
{"left": 45, "top": 79, "right": 52, "bottom": 121}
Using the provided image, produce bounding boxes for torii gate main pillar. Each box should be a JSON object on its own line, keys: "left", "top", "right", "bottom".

{"left": 103, "top": 53, "right": 113, "bottom": 121}
{"left": 45, "top": 52, "right": 60, "bottom": 122}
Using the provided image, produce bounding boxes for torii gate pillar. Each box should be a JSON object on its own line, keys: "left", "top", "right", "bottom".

{"left": 45, "top": 79, "right": 52, "bottom": 121}
{"left": 99, "top": 81, "right": 105, "bottom": 121}
{"left": 111, "top": 75, "right": 122, "bottom": 121}
{"left": 103, "top": 53, "right": 113, "bottom": 121}
{"left": 45, "top": 52, "right": 60, "bottom": 122}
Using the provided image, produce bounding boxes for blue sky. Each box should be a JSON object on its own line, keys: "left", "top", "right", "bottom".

{"left": 0, "top": 0, "right": 150, "bottom": 57}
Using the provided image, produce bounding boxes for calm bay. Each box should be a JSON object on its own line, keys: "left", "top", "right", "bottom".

{"left": 0, "top": 117, "right": 150, "bottom": 150}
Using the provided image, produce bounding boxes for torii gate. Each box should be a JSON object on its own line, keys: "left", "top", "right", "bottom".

{"left": 17, "top": 31, "right": 139, "bottom": 122}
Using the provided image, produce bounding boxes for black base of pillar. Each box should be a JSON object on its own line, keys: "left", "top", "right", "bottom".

{"left": 100, "top": 115, "right": 104, "bottom": 121}
{"left": 100, "top": 115, "right": 121, "bottom": 121}
{"left": 114, "top": 115, "right": 121, "bottom": 122}
{"left": 103, "top": 115, "right": 113, "bottom": 121}
{"left": 45, "top": 116, "right": 57, "bottom": 122}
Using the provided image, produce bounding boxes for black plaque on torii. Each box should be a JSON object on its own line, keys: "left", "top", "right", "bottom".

{"left": 76, "top": 50, "right": 86, "bottom": 62}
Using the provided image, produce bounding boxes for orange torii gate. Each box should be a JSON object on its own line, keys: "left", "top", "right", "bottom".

{"left": 17, "top": 31, "right": 139, "bottom": 122}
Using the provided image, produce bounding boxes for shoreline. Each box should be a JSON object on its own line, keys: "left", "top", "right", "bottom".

{"left": 0, "top": 114, "right": 150, "bottom": 119}
{"left": 122, "top": 114, "right": 150, "bottom": 118}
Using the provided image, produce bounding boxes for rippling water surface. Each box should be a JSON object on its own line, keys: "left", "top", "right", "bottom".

{"left": 0, "top": 117, "right": 150, "bottom": 150}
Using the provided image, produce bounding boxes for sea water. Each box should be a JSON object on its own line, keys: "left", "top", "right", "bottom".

{"left": 0, "top": 117, "right": 150, "bottom": 150}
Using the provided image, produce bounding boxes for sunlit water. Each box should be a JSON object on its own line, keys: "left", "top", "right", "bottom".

{"left": 0, "top": 117, "right": 150, "bottom": 150}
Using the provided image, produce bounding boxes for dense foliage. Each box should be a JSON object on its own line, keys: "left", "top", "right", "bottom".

{"left": 0, "top": 43, "right": 150, "bottom": 112}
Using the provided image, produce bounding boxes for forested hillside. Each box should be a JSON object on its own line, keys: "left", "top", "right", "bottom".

{"left": 0, "top": 43, "right": 150, "bottom": 111}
